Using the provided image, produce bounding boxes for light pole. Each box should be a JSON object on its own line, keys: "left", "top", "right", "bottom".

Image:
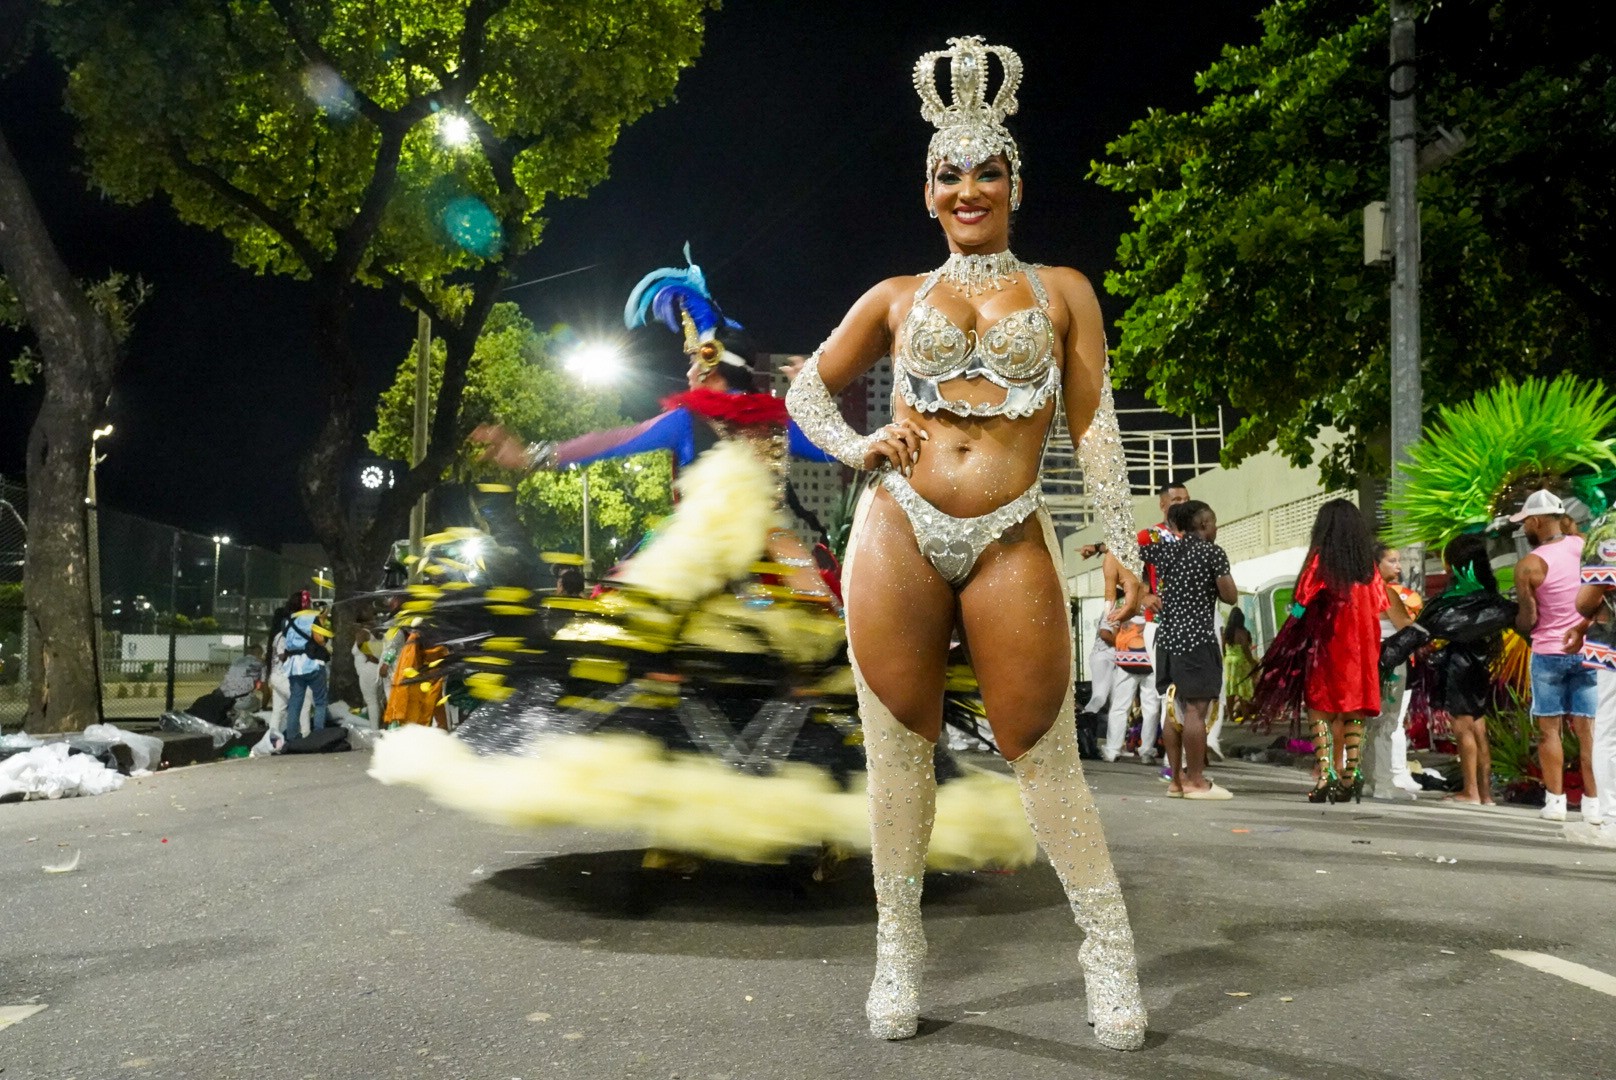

{"left": 211, "top": 534, "right": 230, "bottom": 618}
{"left": 562, "top": 340, "right": 627, "bottom": 573}
{"left": 88, "top": 425, "right": 113, "bottom": 624}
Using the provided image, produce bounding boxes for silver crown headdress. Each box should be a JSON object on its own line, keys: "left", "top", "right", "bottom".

{"left": 913, "top": 37, "right": 1024, "bottom": 210}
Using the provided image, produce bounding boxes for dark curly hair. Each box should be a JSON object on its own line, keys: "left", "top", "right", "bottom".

{"left": 1305, "top": 498, "right": 1377, "bottom": 592}
{"left": 1442, "top": 533, "right": 1499, "bottom": 594}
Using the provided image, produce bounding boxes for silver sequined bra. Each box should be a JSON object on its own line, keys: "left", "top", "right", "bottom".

{"left": 895, "top": 266, "right": 1058, "bottom": 419}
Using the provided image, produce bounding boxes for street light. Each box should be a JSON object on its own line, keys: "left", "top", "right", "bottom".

{"left": 211, "top": 534, "right": 230, "bottom": 618}
{"left": 439, "top": 113, "right": 474, "bottom": 147}
{"left": 563, "top": 341, "right": 625, "bottom": 386}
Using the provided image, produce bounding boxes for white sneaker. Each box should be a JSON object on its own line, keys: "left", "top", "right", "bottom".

{"left": 1541, "top": 793, "right": 1568, "bottom": 822}
{"left": 1392, "top": 772, "right": 1423, "bottom": 793}
{"left": 1583, "top": 797, "right": 1604, "bottom": 826}
{"left": 1100, "top": 749, "right": 1120, "bottom": 763}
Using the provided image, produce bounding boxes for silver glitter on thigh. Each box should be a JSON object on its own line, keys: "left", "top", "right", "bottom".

{"left": 881, "top": 471, "right": 1043, "bottom": 586}
{"left": 1005, "top": 511, "right": 1147, "bottom": 1051}
{"left": 844, "top": 488, "right": 936, "bottom": 1041}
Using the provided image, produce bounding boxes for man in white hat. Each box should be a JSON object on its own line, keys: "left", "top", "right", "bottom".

{"left": 1513, "top": 489, "right": 1600, "bottom": 822}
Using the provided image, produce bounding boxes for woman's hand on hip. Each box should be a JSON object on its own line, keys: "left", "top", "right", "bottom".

{"left": 863, "top": 419, "right": 928, "bottom": 474}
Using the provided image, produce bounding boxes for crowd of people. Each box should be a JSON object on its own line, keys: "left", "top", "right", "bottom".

{"left": 1075, "top": 480, "right": 1614, "bottom": 844}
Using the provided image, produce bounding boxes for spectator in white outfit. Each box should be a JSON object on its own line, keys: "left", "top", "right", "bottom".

{"left": 1565, "top": 519, "right": 1616, "bottom": 844}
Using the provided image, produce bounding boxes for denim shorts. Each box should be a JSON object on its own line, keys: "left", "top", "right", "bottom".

{"left": 1530, "top": 652, "right": 1598, "bottom": 719}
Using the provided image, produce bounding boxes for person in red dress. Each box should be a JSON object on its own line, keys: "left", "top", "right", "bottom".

{"left": 1253, "top": 498, "right": 1386, "bottom": 802}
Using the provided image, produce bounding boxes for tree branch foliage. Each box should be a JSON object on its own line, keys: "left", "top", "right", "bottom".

{"left": 1092, "top": 0, "right": 1614, "bottom": 490}
{"left": 52, "top": 0, "right": 715, "bottom": 297}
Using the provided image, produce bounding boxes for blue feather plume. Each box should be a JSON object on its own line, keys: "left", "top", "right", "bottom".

{"left": 623, "top": 243, "right": 742, "bottom": 338}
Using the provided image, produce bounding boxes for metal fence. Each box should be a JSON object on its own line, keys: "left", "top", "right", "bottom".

{"left": 0, "top": 472, "right": 326, "bottom": 729}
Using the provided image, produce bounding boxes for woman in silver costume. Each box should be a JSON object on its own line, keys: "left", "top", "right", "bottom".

{"left": 784, "top": 37, "right": 1149, "bottom": 1050}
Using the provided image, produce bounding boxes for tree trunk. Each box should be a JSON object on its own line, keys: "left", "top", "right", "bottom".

{"left": 0, "top": 123, "right": 118, "bottom": 733}
{"left": 21, "top": 399, "right": 100, "bottom": 731}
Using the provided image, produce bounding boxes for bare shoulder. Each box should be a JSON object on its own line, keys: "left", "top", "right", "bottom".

{"left": 1036, "top": 264, "right": 1099, "bottom": 303}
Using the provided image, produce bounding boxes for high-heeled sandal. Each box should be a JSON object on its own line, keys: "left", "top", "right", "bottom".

{"left": 1307, "top": 774, "right": 1337, "bottom": 804}
{"left": 1333, "top": 769, "right": 1363, "bottom": 804}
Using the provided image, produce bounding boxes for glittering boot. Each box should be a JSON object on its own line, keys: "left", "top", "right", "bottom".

{"left": 1009, "top": 719, "right": 1147, "bottom": 1051}
{"left": 854, "top": 664, "right": 937, "bottom": 1040}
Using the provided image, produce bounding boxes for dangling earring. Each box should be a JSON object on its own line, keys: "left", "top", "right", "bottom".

{"left": 1010, "top": 174, "right": 1022, "bottom": 212}
{"left": 925, "top": 181, "right": 938, "bottom": 219}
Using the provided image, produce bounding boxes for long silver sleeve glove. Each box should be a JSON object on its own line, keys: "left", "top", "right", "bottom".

{"left": 784, "top": 349, "right": 882, "bottom": 469}
{"left": 1076, "top": 369, "right": 1143, "bottom": 578}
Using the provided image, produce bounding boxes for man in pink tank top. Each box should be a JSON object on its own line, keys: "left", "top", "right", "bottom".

{"left": 1513, "top": 490, "right": 1600, "bottom": 823}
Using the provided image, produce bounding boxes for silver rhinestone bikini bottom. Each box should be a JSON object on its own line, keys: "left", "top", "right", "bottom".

{"left": 880, "top": 471, "right": 1044, "bottom": 586}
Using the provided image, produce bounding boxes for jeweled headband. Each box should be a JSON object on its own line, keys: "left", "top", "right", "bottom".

{"left": 913, "top": 36, "right": 1023, "bottom": 209}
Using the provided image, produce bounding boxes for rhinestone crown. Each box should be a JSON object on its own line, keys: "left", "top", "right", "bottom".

{"left": 913, "top": 37, "right": 1024, "bottom": 206}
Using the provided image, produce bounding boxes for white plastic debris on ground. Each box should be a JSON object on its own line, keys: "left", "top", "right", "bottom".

{"left": 248, "top": 729, "right": 284, "bottom": 757}
{"left": 0, "top": 743, "right": 125, "bottom": 801}
{"left": 77, "top": 723, "right": 164, "bottom": 775}
{"left": 158, "top": 710, "right": 235, "bottom": 748}
{"left": 0, "top": 731, "right": 44, "bottom": 753}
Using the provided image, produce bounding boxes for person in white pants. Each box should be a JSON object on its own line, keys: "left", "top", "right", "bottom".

{"left": 268, "top": 628, "right": 312, "bottom": 741}
{"left": 1565, "top": 523, "right": 1616, "bottom": 842}
{"left": 1082, "top": 616, "right": 1118, "bottom": 717}
{"left": 1137, "top": 621, "right": 1164, "bottom": 764}
{"left": 1101, "top": 616, "right": 1157, "bottom": 763}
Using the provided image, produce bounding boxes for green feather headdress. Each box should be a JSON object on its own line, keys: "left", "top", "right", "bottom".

{"left": 1382, "top": 374, "right": 1616, "bottom": 549}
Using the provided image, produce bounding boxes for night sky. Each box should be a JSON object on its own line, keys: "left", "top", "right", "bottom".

{"left": 0, "top": 1, "right": 1269, "bottom": 548}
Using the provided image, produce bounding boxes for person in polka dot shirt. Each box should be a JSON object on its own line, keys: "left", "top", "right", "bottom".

{"left": 1140, "top": 500, "right": 1237, "bottom": 798}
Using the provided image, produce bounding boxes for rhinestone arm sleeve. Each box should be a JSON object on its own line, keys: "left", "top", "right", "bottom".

{"left": 1076, "top": 371, "right": 1143, "bottom": 578}
{"left": 784, "top": 350, "right": 881, "bottom": 469}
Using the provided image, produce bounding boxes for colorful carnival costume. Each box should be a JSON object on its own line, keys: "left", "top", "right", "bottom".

{"left": 785, "top": 38, "right": 1147, "bottom": 1051}
{"left": 368, "top": 252, "right": 1036, "bottom": 872}
{"left": 1252, "top": 548, "right": 1386, "bottom": 801}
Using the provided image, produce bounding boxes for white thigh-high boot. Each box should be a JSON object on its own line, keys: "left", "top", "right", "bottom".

{"left": 1007, "top": 511, "right": 1146, "bottom": 1051}
{"left": 1104, "top": 669, "right": 1142, "bottom": 762}
{"left": 844, "top": 487, "right": 936, "bottom": 1041}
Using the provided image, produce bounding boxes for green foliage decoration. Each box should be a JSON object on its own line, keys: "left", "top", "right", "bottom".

{"left": 1382, "top": 374, "right": 1616, "bottom": 548}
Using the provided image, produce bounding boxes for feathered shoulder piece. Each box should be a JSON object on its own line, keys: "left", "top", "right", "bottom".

{"left": 662, "top": 388, "right": 788, "bottom": 427}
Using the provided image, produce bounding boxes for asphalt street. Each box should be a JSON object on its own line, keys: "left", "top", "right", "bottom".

{"left": 2, "top": 749, "right": 1613, "bottom": 1080}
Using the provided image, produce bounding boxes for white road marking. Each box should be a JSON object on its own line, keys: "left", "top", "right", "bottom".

{"left": 1493, "top": 950, "right": 1616, "bottom": 997}
{"left": 0, "top": 1004, "right": 49, "bottom": 1030}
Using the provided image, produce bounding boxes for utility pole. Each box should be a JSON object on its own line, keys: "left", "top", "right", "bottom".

{"left": 409, "top": 310, "right": 431, "bottom": 557}
{"left": 1387, "top": 0, "right": 1422, "bottom": 589}
{"left": 580, "top": 470, "right": 592, "bottom": 574}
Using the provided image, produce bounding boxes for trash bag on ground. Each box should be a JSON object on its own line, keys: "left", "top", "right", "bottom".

{"left": 159, "top": 710, "right": 235, "bottom": 748}
{"left": 282, "top": 727, "right": 351, "bottom": 754}
{"left": 78, "top": 723, "right": 165, "bottom": 774}
{"left": 249, "top": 729, "right": 284, "bottom": 757}
{"left": 344, "top": 724, "right": 382, "bottom": 750}
{"left": 0, "top": 743, "right": 125, "bottom": 801}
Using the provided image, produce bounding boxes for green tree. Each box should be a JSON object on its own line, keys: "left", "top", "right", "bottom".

{"left": 47, "top": 0, "right": 714, "bottom": 699}
{"left": 0, "top": 3, "right": 151, "bottom": 730}
{"left": 368, "top": 301, "right": 671, "bottom": 557}
{"left": 1092, "top": 0, "right": 1612, "bottom": 495}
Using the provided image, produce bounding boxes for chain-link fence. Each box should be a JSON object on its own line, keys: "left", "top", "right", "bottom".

{"left": 0, "top": 472, "right": 326, "bottom": 729}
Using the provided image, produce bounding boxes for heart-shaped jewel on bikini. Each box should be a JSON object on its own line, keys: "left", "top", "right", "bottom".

{"left": 921, "top": 537, "right": 975, "bottom": 585}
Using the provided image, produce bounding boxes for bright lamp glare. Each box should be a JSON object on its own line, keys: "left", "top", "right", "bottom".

{"left": 564, "top": 342, "right": 624, "bottom": 386}
{"left": 440, "top": 114, "right": 473, "bottom": 147}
